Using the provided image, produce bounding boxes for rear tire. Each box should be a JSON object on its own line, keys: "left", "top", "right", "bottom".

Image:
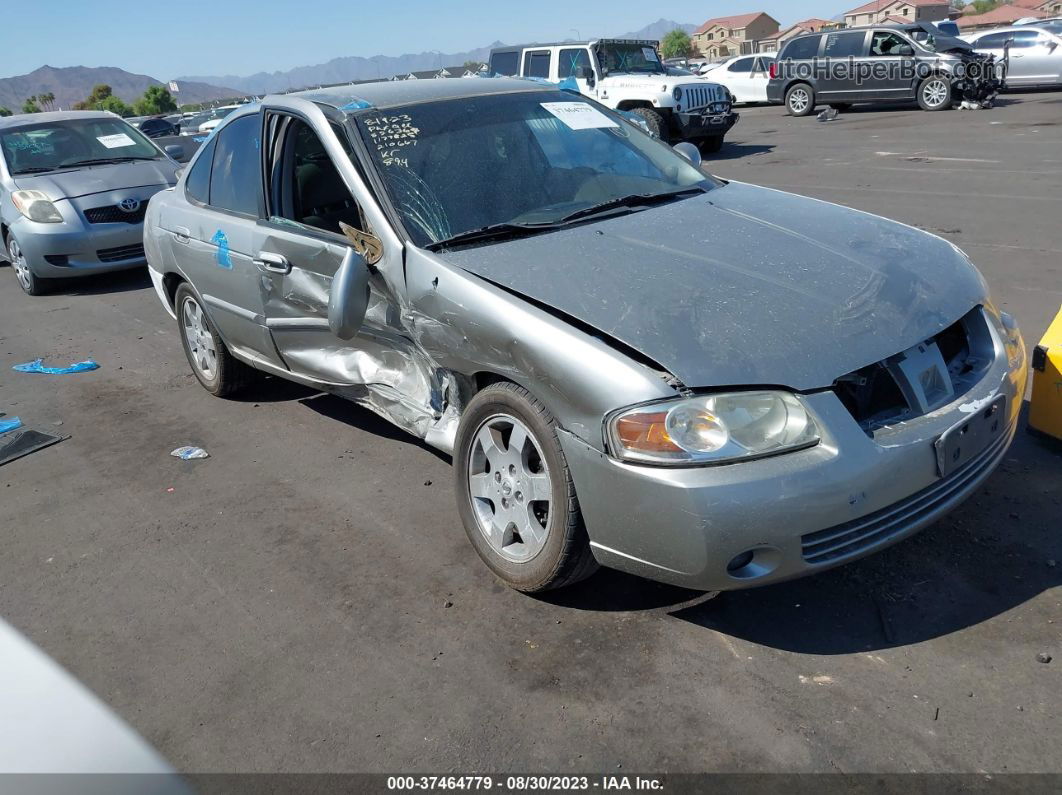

{"left": 630, "top": 107, "right": 668, "bottom": 141}
{"left": 7, "top": 236, "right": 48, "bottom": 296}
{"left": 175, "top": 283, "right": 255, "bottom": 397}
{"left": 454, "top": 382, "right": 598, "bottom": 593}
{"left": 918, "top": 75, "right": 953, "bottom": 111}
{"left": 785, "top": 83, "right": 815, "bottom": 117}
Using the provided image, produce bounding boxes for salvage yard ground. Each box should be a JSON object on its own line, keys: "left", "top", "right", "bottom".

{"left": 1, "top": 90, "right": 1060, "bottom": 773}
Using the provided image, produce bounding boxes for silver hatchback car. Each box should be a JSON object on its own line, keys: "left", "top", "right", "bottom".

{"left": 1, "top": 111, "right": 180, "bottom": 295}
{"left": 144, "top": 79, "right": 1026, "bottom": 593}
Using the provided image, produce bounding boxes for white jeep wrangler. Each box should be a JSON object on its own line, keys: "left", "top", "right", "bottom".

{"left": 488, "top": 39, "right": 739, "bottom": 152}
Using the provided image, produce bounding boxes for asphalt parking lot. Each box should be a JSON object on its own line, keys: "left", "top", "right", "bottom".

{"left": 1, "top": 91, "right": 1060, "bottom": 775}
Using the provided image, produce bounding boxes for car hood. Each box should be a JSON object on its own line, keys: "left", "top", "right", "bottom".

{"left": 14, "top": 159, "right": 178, "bottom": 201}
{"left": 437, "top": 181, "right": 986, "bottom": 390}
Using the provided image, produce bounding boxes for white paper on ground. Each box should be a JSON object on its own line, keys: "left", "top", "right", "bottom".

{"left": 97, "top": 133, "right": 136, "bottom": 149}
{"left": 540, "top": 102, "right": 619, "bottom": 130}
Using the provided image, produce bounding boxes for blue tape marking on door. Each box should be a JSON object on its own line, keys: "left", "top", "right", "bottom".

{"left": 211, "top": 230, "right": 232, "bottom": 269}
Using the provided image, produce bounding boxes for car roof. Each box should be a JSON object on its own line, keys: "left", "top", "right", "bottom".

{"left": 0, "top": 110, "right": 118, "bottom": 131}
{"left": 290, "top": 77, "right": 554, "bottom": 113}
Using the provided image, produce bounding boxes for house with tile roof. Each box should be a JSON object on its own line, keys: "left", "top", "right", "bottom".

{"left": 844, "top": 0, "right": 951, "bottom": 28}
{"left": 691, "top": 11, "right": 781, "bottom": 58}
{"left": 758, "top": 18, "right": 836, "bottom": 52}
{"left": 958, "top": 4, "right": 1047, "bottom": 30}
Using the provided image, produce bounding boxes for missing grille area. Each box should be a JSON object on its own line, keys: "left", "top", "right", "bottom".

{"left": 833, "top": 362, "right": 911, "bottom": 432}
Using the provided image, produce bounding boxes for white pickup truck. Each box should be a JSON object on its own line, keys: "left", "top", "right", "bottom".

{"left": 489, "top": 39, "right": 739, "bottom": 152}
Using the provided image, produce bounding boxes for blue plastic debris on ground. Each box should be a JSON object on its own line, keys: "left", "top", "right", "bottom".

{"left": 0, "top": 417, "right": 22, "bottom": 434}
{"left": 12, "top": 359, "right": 100, "bottom": 375}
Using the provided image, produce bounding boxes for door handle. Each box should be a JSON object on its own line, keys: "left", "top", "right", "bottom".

{"left": 253, "top": 252, "right": 291, "bottom": 274}
{"left": 173, "top": 226, "right": 190, "bottom": 244}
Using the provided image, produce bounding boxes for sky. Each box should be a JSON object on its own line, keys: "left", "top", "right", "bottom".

{"left": 3, "top": 1, "right": 846, "bottom": 80}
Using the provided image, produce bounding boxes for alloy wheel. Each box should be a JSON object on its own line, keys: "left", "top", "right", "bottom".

{"left": 467, "top": 413, "right": 552, "bottom": 563}
{"left": 182, "top": 297, "right": 218, "bottom": 380}
{"left": 8, "top": 239, "right": 31, "bottom": 292}
{"left": 789, "top": 89, "right": 810, "bottom": 114}
{"left": 924, "top": 79, "right": 949, "bottom": 108}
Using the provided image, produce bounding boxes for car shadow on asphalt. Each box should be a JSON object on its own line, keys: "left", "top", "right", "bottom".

{"left": 708, "top": 143, "right": 776, "bottom": 162}
{"left": 42, "top": 267, "right": 153, "bottom": 296}
{"left": 549, "top": 407, "right": 1062, "bottom": 654}
{"left": 297, "top": 392, "right": 453, "bottom": 462}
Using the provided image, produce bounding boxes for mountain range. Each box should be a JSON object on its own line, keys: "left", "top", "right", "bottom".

{"left": 1, "top": 19, "right": 697, "bottom": 112}
{"left": 0, "top": 66, "right": 239, "bottom": 112}
{"left": 179, "top": 19, "right": 698, "bottom": 95}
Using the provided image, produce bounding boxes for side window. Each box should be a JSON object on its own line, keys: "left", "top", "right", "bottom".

{"left": 184, "top": 135, "right": 216, "bottom": 204}
{"left": 1009, "top": 30, "right": 1044, "bottom": 48}
{"left": 489, "top": 51, "right": 519, "bottom": 76}
{"left": 523, "top": 50, "right": 552, "bottom": 78}
{"left": 269, "top": 117, "right": 364, "bottom": 236}
{"left": 823, "top": 32, "right": 866, "bottom": 58}
{"left": 558, "top": 48, "right": 591, "bottom": 78}
{"left": 208, "top": 114, "right": 261, "bottom": 216}
{"left": 975, "top": 32, "right": 1009, "bottom": 49}
{"left": 727, "top": 57, "right": 754, "bottom": 72}
{"left": 781, "top": 35, "right": 821, "bottom": 60}
{"left": 870, "top": 32, "right": 914, "bottom": 57}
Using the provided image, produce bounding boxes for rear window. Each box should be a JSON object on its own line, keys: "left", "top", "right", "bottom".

{"left": 184, "top": 135, "right": 216, "bottom": 204}
{"left": 823, "top": 31, "right": 865, "bottom": 58}
{"left": 489, "top": 51, "right": 519, "bottom": 76}
{"left": 781, "top": 35, "right": 821, "bottom": 60}
{"left": 524, "top": 50, "right": 552, "bottom": 78}
{"left": 207, "top": 114, "right": 261, "bottom": 216}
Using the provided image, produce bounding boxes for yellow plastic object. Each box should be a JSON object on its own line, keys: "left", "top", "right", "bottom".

{"left": 1029, "top": 306, "right": 1062, "bottom": 441}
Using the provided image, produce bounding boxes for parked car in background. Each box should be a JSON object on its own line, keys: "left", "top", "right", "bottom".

{"left": 144, "top": 78, "right": 1025, "bottom": 595}
{"left": 700, "top": 54, "right": 775, "bottom": 103}
{"left": 138, "top": 117, "right": 181, "bottom": 138}
{"left": 197, "top": 105, "right": 243, "bottom": 133}
{"left": 489, "top": 40, "right": 738, "bottom": 152}
{"left": 0, "top": 111, "right": 180, "bottom": 295}
{"left": 964, "top": 27, "right": 1062, "bottom": 87}
{"left": 768, "top": 24, "right": 1005, "bottom": 115}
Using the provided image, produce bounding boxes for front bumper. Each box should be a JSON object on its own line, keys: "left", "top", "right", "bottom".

{"left": 673, "top": 110, "right": 739, "bottom": 140}
{"left": 12, "top": 215, "right": 148, "bottom": 277}
{"left": 560, "top": 330, "right": 1027, "bottom": 592}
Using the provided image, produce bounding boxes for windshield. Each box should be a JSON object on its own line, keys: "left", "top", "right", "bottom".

{"left": 0, "top": 117, "right": 160, "bottom": 175}
{"left": 354, "top": 90, "right": 713, "bottom": 248}
{"left": 599, "top": 43, "right": 666, "bottom": 75}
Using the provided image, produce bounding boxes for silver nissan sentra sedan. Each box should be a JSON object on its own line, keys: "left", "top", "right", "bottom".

{"left": 0, "top": 111, "right": 180, "bottom": 295}
{"left": 143, "top": 78, "right": 1027, "bottom": 593}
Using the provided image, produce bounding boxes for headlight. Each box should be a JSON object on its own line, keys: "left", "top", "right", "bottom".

{"left": 11, "top": 190, "right": 63, "bottom": 223}
{"left": 989, "top": 308, "right": 1025, "bottom": 369}
{"left": 673, "top": 87, "right": 683, "bottom": 101}
{"left": 608, "top": 391, "right": 820, "bottom": 466}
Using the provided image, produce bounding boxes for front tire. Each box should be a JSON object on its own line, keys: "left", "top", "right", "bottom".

{"left": 918, "top": 75, "right": 953, "bottom": 111}
{"left": 785, "top": 83, "right": 815, "bottom": 117}
{"left": 175, "top": 283, "right": 255, "bottom": 397}
{"left": 629, "top": 107, "right": 668, "bottom": 141}
{"left": 7, "top": 236, "right": 48, "bottom": 296}
{"left": 454, "top": 382, "right": 598, "bottom": 593}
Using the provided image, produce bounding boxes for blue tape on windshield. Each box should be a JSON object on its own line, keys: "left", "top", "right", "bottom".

{"left": 211, "top": 230, "right": 232, "bottom": 269}
{"left": 192, "top": 136, "right": 208, "bottom": 143}
{"left": 0, "top": 416, "right": 22, "bottom": 434}
{"left": 12, "top": 358, "right": 100, "bottom": 375}
{"left": 340, "top": 99, "right": 374, "bottom": 111}
{"left": 556, "top": 77, "right": 580, "bottom": 93}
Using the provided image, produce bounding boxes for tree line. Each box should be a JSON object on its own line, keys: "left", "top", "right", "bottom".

{"left": 0, "top": 83, "right": 179, "bottom": 118}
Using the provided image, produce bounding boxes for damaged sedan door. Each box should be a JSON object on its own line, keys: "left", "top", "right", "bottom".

{"left": 253, "top": 108, "right": 443, "bottom": 428}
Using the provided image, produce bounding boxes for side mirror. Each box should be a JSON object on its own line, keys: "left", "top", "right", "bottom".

{"left": 328, "top": 248, "right": 371, "bottom": 340}
{"left": 164, "top": 144, "right": 185, "bottom": 161}
{"left": 673, "top": 141, "right": 702, "bottom": 168}
{"left": 1048, "top": 41, "right": 1058, "bottom": 53}
{"left": 576, "top": 65, "right": 595, "bottom": 85}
